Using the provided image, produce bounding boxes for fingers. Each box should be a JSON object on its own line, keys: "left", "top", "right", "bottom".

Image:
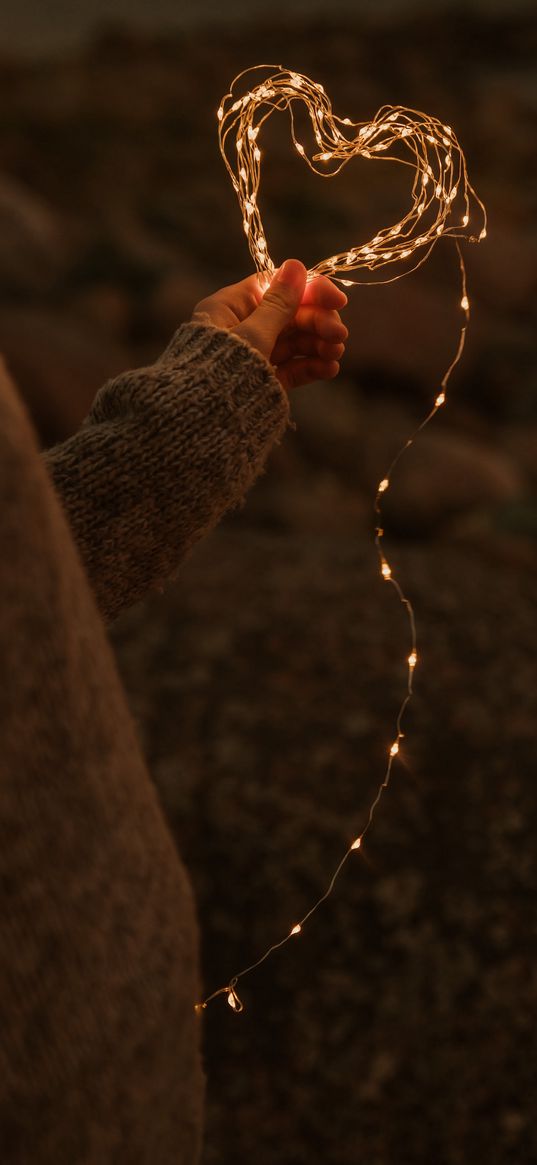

{"left": 277, "top": 357, "right": 340, "bottom": 393}
{"left": 271, "top": 306, "right": 347, "bottom": 363}
{"left": 192, "top": 270, "right": 348, "bottom": 332}
{"left": 192, "top": 273, "right": 263, "bottom": 329}
{"left": 272, "top": 284, "right": 348, "bottom": 390}
{"left": 300, "top": 274, "right": 348, "bottom": 310}
{"left": 291, "top": 306, "right": 349, "bottom": 342}
{"left": 272, "top": 330, "right": 346, "bottom": 365}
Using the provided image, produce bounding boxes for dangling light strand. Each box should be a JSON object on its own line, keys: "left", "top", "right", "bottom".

{"left": 195, "top": 66, "right": 485, "bottom": 1015}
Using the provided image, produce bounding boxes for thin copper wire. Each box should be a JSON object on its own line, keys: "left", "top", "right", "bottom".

{"left": 195, "top": 67, "right": 485, "bottom": 1015}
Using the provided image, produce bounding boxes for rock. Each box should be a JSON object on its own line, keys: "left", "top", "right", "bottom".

{"left": 359, "top": 399, "right": 525, "bottom": 535}
{"left": 241, "top": 470, "right": 368, "bottom": 535}
{"left": 110, "top": 529, "right": 537, "bottom": 1165}
{"left": 502, "top": 425, "right": 537, "bottom": 489}
{"left": 148, "top": 268, "right": 213, "bottom": 337}
{"left": 290, "top": 388, "right": 525, "bottom": 536}
{"left": 0, "top": 308, "right": 130, "bottom": 445}
{"left": 71, "top": 283, "right": 132, "bottom": 341}
{"left": 341, "top": 273, "right": 490, "bottom": 391}
{"left": 0, "top": 173, "right": 70, "bottom": 294}
{"left": 290, "top": 379, "right": 364, "bottom": 479}
{"left": 466, "top": 213, "right": 537, "bottom": 312}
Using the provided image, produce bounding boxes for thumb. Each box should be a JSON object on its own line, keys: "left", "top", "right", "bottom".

{"left": 237, "top": 259, "right": 307, "bottom": 360}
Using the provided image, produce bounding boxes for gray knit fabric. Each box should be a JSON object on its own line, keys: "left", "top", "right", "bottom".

{"left": 0, "top": 323, "right": 289, "bottom": 1164}
{"left": 43, "top": 321, "right": 290, "bottom": 622}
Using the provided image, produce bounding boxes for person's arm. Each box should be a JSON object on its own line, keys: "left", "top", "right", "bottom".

{"left": 43, "top": 321, "right": 289, "bottom": 623}
{"left": 43, "top": 261, "right": 348, "bottom": 624}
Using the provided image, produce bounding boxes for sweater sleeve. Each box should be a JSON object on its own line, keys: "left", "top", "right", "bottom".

{"left": 43, "top": 320, "right": 290, "bottom": 623}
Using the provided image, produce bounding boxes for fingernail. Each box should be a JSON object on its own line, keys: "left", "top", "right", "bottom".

{"left": 276, "top": 259, "right": 306, "bottom": 289}
{"left": 276, "top": 260, "right": 294, "bottom": 284}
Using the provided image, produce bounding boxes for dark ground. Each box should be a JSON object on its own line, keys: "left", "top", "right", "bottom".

{"left": 1, "top": 7, "right": 536, "bottom": 1163}
{"left": 112, "top": 530, "right": 537, "bottom": 1165}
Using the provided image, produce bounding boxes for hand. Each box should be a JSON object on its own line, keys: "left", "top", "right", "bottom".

{"left": 191, "top": 259, "right": 348, "bottom": 392}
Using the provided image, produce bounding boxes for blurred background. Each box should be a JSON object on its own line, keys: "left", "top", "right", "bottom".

{"left": 1, "top": 2, "right": 536, "bottom": 1162}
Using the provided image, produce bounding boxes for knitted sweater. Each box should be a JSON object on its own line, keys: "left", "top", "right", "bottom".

{"left": 0, "top": 322, "right": 289, "bottom": 1164}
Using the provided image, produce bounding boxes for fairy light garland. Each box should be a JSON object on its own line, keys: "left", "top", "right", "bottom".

{"left": 195, "top": 65, "right": 487, "bottom": 1017}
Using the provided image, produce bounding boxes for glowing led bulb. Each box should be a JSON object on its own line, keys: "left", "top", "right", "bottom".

{"left": 197, "top": 67, "right": 488, "bottom": 1019}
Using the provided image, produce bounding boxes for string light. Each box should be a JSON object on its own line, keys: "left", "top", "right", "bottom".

{"left": 195, "top": 65, "right": 486, "bottom": 1016}
{"left": 217, "top": 64, "right": 486, "bottom": 288}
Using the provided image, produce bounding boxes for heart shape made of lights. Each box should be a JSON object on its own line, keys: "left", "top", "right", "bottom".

{"left": 197, "top": 64, "right": 488, "bottom": 1017}
{"left": 217, "top": 64, "right": 486, "bottom": 288}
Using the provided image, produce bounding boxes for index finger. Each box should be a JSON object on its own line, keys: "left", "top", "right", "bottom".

{"left": 300, "top": 274, "right": 348, "bottom": 310}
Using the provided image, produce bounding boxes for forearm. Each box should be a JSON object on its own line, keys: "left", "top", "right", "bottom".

{"left": 43, "top": 321, "right": 289, "bottom": 622}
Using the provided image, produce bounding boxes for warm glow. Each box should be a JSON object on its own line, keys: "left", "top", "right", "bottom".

{"left": 194, "top": 65, "right": 487, "bottom": 1016}
{"left": 217, "top": 65, "right": 487, "bottom": 289}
